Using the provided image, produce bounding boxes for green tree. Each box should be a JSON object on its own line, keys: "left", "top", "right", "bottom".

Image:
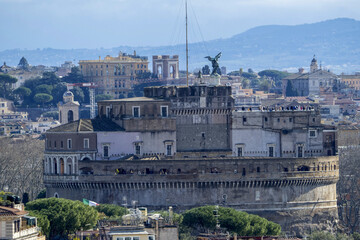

{"left": 51, "top": 83, "right": 67, "bottom": 105}
{"left": 258, "top": 70, "right": 290, "bottom": 88}
{"left": 35, "top": 84, "right": 53, "bottom": 95}
{"left": 250, "top": 78, "right": 260, "bottom": 89}
{"left": 26, "top": 198, "right": 98, "bottom": 239}
{"left": 18, "top": 57, "right": 29, "bottom": 70}
{"left": 285, "top": 80, "right": 298, "bottom": 96}
{"left": 96, "top": 94, "right": 113, "bottom": 102}
{"left": 27, "top": 210, "right": 50, "bottom": 237}
{"left": 0, "top": 74, "right": 17, "bottom": 99}
{"left": 258, "top": 78, "right": 272, "bottom": 92}
{"left": 181, "top": 206, "right": 281, "bottom": 237}
{"left": 71, "top": 87, "right": 85, "bottom": 103}
{"left": 309, "top": 231, "right": 336, "bottom": 240}
{"left": 242, "top": 72, "right": 258, "bottom": 80}
{"left": 62, "top": 67, "right": 85, "bottom": 83}
{"left": 14, "top": 86, "right": 31, "bottom": 100}
{"left": 22, "top": 192, "right": 29, "bottom": 205}
{"left": 14, "top": 86, "right": 31, "bottom": 96}
{"left": 42, "top": 111, "right": 59, "bottom": 120}
{"left": 36, "top": 189, "right": 46, "bottom": 199}
{"left": 241, "top": 78, "right": 250, "bottom": 89}
{"left": 33, "top": 93, "right": 53, "bottom": 107}
{"left": 353, "top": 232, "right": 360, "bottom": 240}
{"left": 95, "top": 204, "right": 128, "bottom": 218}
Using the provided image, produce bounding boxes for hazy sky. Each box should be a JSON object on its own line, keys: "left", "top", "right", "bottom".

{"left": 0, "top": 0, "right": 358, "bottom": 51}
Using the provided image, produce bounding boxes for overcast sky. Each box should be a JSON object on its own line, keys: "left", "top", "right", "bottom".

{"left": 0, "top": 0, "right": 358, "bottom": 51}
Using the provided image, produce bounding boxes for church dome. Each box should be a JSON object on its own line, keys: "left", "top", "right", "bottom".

{"left": 63, "top": 91, "right": 74, "bottom": 97}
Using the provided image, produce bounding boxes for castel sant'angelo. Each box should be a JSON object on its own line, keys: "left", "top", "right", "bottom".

{"left": 44, "top": 79, "right": 339, "bottom": 236}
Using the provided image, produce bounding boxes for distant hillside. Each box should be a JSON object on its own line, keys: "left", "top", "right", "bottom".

{"left": 1, "top": 18, "right": 360, "bottom": 73}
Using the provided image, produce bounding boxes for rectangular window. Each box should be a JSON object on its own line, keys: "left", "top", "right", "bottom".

{"left": 237, "top": 147, "right": 243, "bottom": 157}
{"left": 268, "top": 146, "right": 274, "bottom": 157}
{"left": 166, "top": 145, "right": 172, "bottom": 156}
{"left": 84, "top": 138, "right": 89, "bottom": 149}
{"left": 133, "top": 106, "right": 140, "bottom": 118}
{"left": 161, "top": 106, "right": 168, "bottom": 117}
{"left": 133, "top": 237, "right": 140, "bottom": 240}
{"left": 54, "top": 141, "right": 56, "bottom": 148}
{"left": 104, "top": 146, "right": 109, "bottom": 157}
{"left": 148, "top": 236, "right": 155, "bottom": 240}
{"left": 136, "top": 145, "right": 141, "bottom": 155}
{"left": 116, "top": 237, "right": 124, "bottom": 240}
{"left": 309, "top": 130, "right": 316, "bottom": 137}
{"left": 125, "top": 237, "right": 131, "bottom": 240}
{"left": 61, "top": 141, "right": 64, "bottom": 148}
{"left": 67, "top": 139, "right": 72, "bottom": 149}
{"left": 298, "top": 146, "right": 303, "bottom": 158}
{"left": 48, "top": 140, "right": 51, "bottom": 148}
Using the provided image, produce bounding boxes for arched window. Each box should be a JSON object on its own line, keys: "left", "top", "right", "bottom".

{"left": 53, "top": 158, "right": 57, "bottom": 174}
{"left": 67, "top": 158, "right": 72, "bottom": 175}
{"left": 60, "top": 158, "right": 64, "bottom": 175}
{"left": 68, "top": 110, "right": 74, "bottom": 122}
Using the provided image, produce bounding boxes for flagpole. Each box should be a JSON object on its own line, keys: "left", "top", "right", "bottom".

{"left": 186, "top": 0, "right": 189, "bottom": 86}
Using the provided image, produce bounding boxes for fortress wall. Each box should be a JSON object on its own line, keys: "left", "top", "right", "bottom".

{"left": 44, "top": 156, "right": 338, "bottom": 236}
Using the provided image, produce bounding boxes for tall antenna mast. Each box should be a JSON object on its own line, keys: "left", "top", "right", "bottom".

{"left": 186, "top": 0, "right": 189, "bottom": 86}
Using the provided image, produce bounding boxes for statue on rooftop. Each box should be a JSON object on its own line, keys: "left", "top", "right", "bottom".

{"left": 205, "top": 52, "right": 222, "bottom": 77}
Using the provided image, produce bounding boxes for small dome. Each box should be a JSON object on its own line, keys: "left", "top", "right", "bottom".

{"left": 63, "top": 91, "right": 74, "bottom": 97}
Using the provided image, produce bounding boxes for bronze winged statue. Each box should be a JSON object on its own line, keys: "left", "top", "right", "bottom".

{"left": 205, "top": 52, "right": 222, "bottom": 76}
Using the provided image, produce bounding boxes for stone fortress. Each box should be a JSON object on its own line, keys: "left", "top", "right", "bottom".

{"left": 43, "top": 84, "right": 339, "bottom": 236}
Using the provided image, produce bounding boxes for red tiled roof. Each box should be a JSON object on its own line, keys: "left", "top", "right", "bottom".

{"left": 0, "top": 206, "right": 27, "bottom": 217}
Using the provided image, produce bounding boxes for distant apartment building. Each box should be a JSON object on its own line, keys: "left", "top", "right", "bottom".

{"left": 340, "top": 73, "right": 360, "bottom": 90}
{"left": 79, "top": 51, "right": 149, "bottom": 98}
{"left": 0, "top": 98, "right": 28, "bottom": 122}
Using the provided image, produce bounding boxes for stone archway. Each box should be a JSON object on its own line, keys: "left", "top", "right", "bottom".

{"left": 156, "top": 64, "right": 163, "bottom": 78}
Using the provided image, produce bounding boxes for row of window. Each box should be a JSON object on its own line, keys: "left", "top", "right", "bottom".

{"left": 114, "top": 236, "right": 154, "bottom": 240}
{"left": 83, "top": 64, "right": 147, "bottom": 69}
{"left": 111, "top": 163, "right": 337, "bottom": 177}
{"left": 47, "top": 138, "right": 89, "bottom": 149}
{"left": 105, "top": 105, "right": 168, "bottom": 118}
{"left": 103, "top": 144, "right": 172, "bottom": 158}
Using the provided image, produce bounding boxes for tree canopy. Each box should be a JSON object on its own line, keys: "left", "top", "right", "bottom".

{"left": 0, "top": 74, "right": 17, "bottom": 99}
{"left": 95, "top": 94, "right": 113, "bottom": 102}
{"left": 26, "top": 198, "right": 98, "bottom": 239}
{"left": 258, "top": 70, "right": 290, "bottom": 88}
{"left": 18, "top": 57, "right": 29, "bottom": 70}
{"left": 62, "top": 67, "right": 85, "bottom": 83}
{"left": 33, "top": 93, "right": 53, "bottom": 106}
{"left": 181, "top": 206, "right": 281, "bottom": 236}
{"left": 95, "top": 204, "right": 128, "bottom": 219}
{"left": 285, "top": 80, "right": 299, "bottom": 96}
